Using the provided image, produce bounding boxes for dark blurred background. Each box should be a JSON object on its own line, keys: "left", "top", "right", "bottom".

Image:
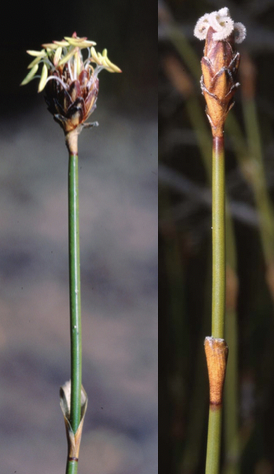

{"left": 0, "top": 2, "right": 157, "bottom": 473}
{"left": 159, "top": 1, "right": 274, "bottom": 474}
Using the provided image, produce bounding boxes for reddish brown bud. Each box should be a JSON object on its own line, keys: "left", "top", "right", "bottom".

{"left": 201, "top": 27, "right": 240, "bottom": 137}
{"left": 194, "top": 8, "right": 246, "bottom": 137}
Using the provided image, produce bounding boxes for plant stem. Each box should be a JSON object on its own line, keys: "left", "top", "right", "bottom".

{"left": 205, "top": 136, "right": 226, "bottom": 474}
{"left": 66, "top": 459, "right": 78, "bottom": 474}
{"left": 212, "top": 137, "right": 225, "bottom": 339}
{"left": 205, "top": 407, "right": 222, "bottom": 474}
{"left": 68, "top": 152, "right": 82, "bottom": 435}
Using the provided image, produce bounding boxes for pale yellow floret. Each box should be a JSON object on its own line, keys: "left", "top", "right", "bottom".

{"left": 27, "top": 50, "right": 47, "bottom": 57}
{"left": 20, "top": 64, "right": 39, "bottom": 85}
{"left": 64, "top": 36, "right": 96, "bottom": 47}
{"left": 27, "top": 54, "right": 46, "bottom": 69}
{"left": 102, "top": 50, "right": 122, "bottom": 73}
{"left": 90, "top": 46, "right": 101, "bottom": 64}
{"left": 91, "top": 47, "right": 121, "bottom": 72}
{"left": 53, "top": 46, "right": 63, "bottom": 67}
{"left": 22, "top": 35, "right": 121, "bottom": 91}
{"left": 38, "top": 63, "right": 48, "bottom": 92}
{"left": 42, "top": 41, "right": 69, "bottom": 49}
{"left": 58, "top": 48, "right": 77, "bottom": 66}
{"left": 76, "top": 49, "right": 82, "bottom": 76}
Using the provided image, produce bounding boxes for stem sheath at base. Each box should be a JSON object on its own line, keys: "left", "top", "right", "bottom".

{"left": 204, "top": 337, "right": 228, "bottom": 407}
{"left": 204, "top": 337, "right": 228, "bottom": 474}
{"left": 60, "top": 381, "right": 88, "bottom": 474}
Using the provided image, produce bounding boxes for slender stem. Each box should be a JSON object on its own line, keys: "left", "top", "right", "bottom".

{"left": 205, "top": 136, "right": 226, "bottom": 474}
{"left": 66, "top": 459, "right": 78, "bottom": 474}
{"left": 205, "top": 408, "right": 222, "bottom": 474}
{"left": 68, "top": 152, "right": 82, "bottom": 435}
{"left": 211, "top": 136, "right": 225, "bottom": 339}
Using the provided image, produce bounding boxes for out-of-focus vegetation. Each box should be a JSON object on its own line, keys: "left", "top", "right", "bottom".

{"left": 159, "top": 1, "right": 274, "bottom": 473}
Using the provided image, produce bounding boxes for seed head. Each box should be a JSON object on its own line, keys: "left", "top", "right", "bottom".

{"left": 194, "top": 8, "right": 246, "bottom": 137}
{"left": 21, "top": 33, "right": 121, "bottom": 137}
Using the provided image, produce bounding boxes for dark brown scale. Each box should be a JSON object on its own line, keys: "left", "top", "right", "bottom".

{"left": 61, "top": 88, "right": 71, "bottom": 111}
{"left": 68, "top": 97, "right": 85, "bottom": 119}
{"left": 69, "top": 81, "right": 81, "bottom": 102}
{"left": 44, "top": 63, "right": 99, "bottom": 133}
{"left": 53, "top": 98, "right": 65, "bottom": 116}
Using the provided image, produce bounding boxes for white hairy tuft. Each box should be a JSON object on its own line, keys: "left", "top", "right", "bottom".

{"left": 234, "top": 22, "right": 247, "bottom": 44}
{"left": 194, "top": 7, "right": 246, "bottom": 43}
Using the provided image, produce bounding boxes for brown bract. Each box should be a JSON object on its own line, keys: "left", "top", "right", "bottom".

{"left": 201, "top": 27, "right": 240, "bottom": 137}
{"left": 60, "top": 381, "right": 88, "bottom": 462}
{"left": 45, "top": 65, "right": 99, "bottom": 134}
{"left": 204, "top": 336, "right": 228, "bottom": 407}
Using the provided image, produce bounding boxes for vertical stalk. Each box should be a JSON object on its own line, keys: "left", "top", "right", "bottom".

{"left": 193, "top": 10, "right": 245, "bottom": 474}
{"left": 205, "top": 407, "right": 222, "bottom": 474}
{"left": 212, "top": 137, "right": 226, "bottom": 339}
{"left": 205, "top": 136, "right": 227, "bottom": 474}
{"left": 66, "top": 456, "right": 78, "bottom": 474}
{"left": 61, "top": 129, "right": 87, "bottom": 474}
{"left": 68, "top": 152, "right": 82, "bottom": 435}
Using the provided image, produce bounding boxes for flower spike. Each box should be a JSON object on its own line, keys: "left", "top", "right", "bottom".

{"left": 21, "top": 33, "right": 121, "bottom": 139}
{"left": 194, "top": 8, "right": 246, "bottom": 137}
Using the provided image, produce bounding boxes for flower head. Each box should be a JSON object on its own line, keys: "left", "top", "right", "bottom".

{"left": 21, "top": 33, "right": 121, "bottom": 138}
{"left": 194, "top": 8, "right": 246, "bottom": 137}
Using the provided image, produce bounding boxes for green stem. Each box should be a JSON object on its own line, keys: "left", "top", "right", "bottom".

{"left": 66, "top": 459, "right": 78, "bottom": 474}
{"left": 212, "top": 137, "right": 226, "bottom": 339}
{"left": 205, "top": 137, "right": 226, "bottom": 474}
{"left": 205, "top": 408, "right": 222, "bottom": 474}
{"left": 68, "top": 152, "right": 82, "bottom": 435}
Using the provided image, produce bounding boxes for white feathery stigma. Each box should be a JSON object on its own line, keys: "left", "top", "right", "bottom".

{"left": 194, "top": 7, "right": 246, "bottom": 43}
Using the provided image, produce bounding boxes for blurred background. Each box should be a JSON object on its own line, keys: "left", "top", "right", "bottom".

{"left": 0, "top": 1, "right": 157, "bottom": 473}
{"left": 159, "top": 1, "right": 274, "bottom": 473}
